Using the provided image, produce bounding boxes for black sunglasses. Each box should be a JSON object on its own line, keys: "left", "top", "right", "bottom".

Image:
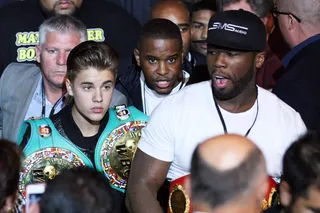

{"left": 271, "top": 10, "right": 301, "bottom": 23}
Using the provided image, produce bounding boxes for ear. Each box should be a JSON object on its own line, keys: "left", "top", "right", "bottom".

{"left": 35, "top": 45, "right": 41, "bottom": 63}
{"left": 255, "top": 52, "right": 266, "bottom": 70}
{"left": 134, "top": 48, "right": 141, "bottom": 67}
{"left": 287, "top": 15, "right": 294, "bottom": 31}
{"left": 279, "top": 180, "right": 292, "bottom": 207}
{"left": 66, "top": 79, "right": 74, "bottom": 96}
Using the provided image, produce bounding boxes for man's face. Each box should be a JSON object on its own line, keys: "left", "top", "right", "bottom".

{"left": 135, "top": 38, "right": 183, "bottom": 95}
{"left": 207, "top": 45, "right": 262, "bottom": 100}
{"left": 66, "top": 67, "right": 115, "bottom": 123}
{"left": 40, "top": 0, "right": 83, "bottom": 15}
{"left": 36, "top": 31, "right": 82, "bottom": 89}
{"left": 274, "top": 0, "right": 294, "bottom": 48}
{"left": 152, "top": 8, "right": 191, "bottom": 59}
{"left": 286, "top": 186, "right": 320, "bottom": 213}
{"left": 191, "top": 9, "right": 215, "bottom": 56}
{"left": 223, "top": 1, "right": 255, "bottom": 14}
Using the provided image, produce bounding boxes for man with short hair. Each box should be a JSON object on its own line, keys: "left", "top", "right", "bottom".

{"left": 217, "top": 0, "right": 285, "bottom": 90}
{"left": 151, "top": 0, "right": 194, "bottom": 75}
{"left": 0, "top": 15, "right": 126, "bottom": 141}
{"left": 188, "top": 0, "right": 216, "bottom": 84}
{"left": 0, "top": 0, "right": 141, "bottom": 76}
{"left": 272, "top": 0, "right": 320, "bottom": 130}
{"left": 40, "top": 167, "right": 115, "bottom": 213}
{"left": 190, "top": 0, "right": 216, "bottom": 59}
{"left": 264, "top": 131, "right": 320, "bottom": 213}
{"left": 126, "top": 10, "right": 306, "bottom": 213}
{"left": 117, "top": 18, "right": 189, "bottom": 115}
{"left": 190, "top": 134, "right": 268, "bottom": 213}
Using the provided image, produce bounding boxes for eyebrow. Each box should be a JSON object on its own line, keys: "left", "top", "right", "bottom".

{"left": 80, "top": 80, "right": 114, "bottom": 85}
{"left": 192, "top": 21, "right": 205, "bottom": 25}
{"left": 177, "top": 23, "right": 190, "bottom": 28}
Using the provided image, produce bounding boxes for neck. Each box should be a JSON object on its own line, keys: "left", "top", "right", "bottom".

{"left": 294, "top": 26, "right": 320, "bottom": 48}
{"left": 215, "top": 86, "right": 257, "bottom": 113}
{"left": 71, "top": 105, "right": 100, "bottom": 137}
{"left": 43, "top": 81, "right": 65, "bottom": 105}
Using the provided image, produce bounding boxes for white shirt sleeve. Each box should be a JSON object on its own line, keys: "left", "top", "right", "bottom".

{"left": 138, "top": 98, "right": 176, "bottom": 162}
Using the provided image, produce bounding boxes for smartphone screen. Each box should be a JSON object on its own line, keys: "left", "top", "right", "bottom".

{"left": 26, "top": 184, "right": 46, "bottom": 213}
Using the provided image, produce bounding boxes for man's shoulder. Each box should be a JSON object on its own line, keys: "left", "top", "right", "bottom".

{"left": 80, "top": 0, "right": 140, "bottom": 23}
{"left": 1, "top": 63, "right": 40, "bottom": 85}
{"left": 157, "top": 81, "right": 211, "bottom": 109}
{"left": 0, "top": 0, "right": 41, "bottom": 23}
{"left": 259, "top": 87, "right": 304, "bottom": 122}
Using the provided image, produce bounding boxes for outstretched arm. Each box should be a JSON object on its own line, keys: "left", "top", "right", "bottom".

{"left": 126, "top": 149, "right": 170, "bottom": 213}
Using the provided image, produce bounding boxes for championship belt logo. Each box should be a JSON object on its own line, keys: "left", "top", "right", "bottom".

{"left": 261, "top": 176, "right": 279, "bottom": 210}
{"left": 168, "top": 175, "right": 192, "bottom": 213}
{"left": 100, "top": 120, "right": 147, "bottom": 191}
{"left": 19, "top": 147, "right": 86, "bottom": 198}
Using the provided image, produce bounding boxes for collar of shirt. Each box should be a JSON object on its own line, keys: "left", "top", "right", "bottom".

{"left": 282, "top": 33, "right": 320, "bottom": 68}
{"left": 24, "top": 77, "right": 66, "bottom": 120}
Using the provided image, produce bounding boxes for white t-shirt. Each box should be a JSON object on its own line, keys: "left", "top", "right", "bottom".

{"left": 140, "top": 70, "right": 190, "bottom": 115}
{"left": 138, "top": 81, "right": 307, "bottom": 180}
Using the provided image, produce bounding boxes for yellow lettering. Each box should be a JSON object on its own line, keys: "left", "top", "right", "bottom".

{"left": 87, "top": 28, "right": 105, "bottom": 42}
{"left": 16, "top": 33, "right": 28, "bottom": 45}
{"left": 26, "top": 33, "right": 38, "bottom": 45}
{"left": 15, "top": 32, "right": 39, "bottom": 46}
{"left": 87, "top": 29, "right": 95, "bottom": 41}
{"left": 17, "top": 47, "right": 36, "bottom": 62}
{"left": 94, "top": 30, "right": 104, "bottom": 41}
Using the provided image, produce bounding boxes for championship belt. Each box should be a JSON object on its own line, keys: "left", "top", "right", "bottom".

{"left": 168, "top": 175, "right": 192, "bottom": 213}
{"left": 262, "top": 176, "right": 279, "bottom": 210}
{"left": 95, "top": 105, "right": 148, "bottom": 193}
{"left": 17, "top": 118, "right": 93, "bottom": 198}
{"left": 167, "top": 175, "right": 278, "bottom": 213}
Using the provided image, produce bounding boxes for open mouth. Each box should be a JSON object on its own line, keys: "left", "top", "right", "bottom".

{"left": 155, "top": 80, "right": 171, "bottom": 89}
{"left": 214, "top": 75, "right": 230, "bottom": 88}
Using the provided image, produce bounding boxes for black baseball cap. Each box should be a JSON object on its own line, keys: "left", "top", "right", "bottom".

{"left": 206, "top": 9, "right": 266, "bottom": 52}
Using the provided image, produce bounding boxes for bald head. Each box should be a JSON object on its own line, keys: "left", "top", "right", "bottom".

{"left": 277, "top": 0, "right": 320, "bottom": 26}
{"left": 199, "top": 134, "right": 257, "bottom": 171}
{"left": 190, "top": 134, "right": 267, "bottom": 210}
{"left": 151, "top": 0, "right": 191, "bottom": 57}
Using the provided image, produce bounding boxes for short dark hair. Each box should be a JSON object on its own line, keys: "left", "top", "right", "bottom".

{"left": 67, "top": 41, "right": 119, "bottom": 82}
{"left": 216, "top": 0, "right": 274, "bottom": 18}
{"left": 192, "top": 0, "right": 217, "bottom": 14}
{"left": 190, "top": 146, "right": 264, "bottom": 207}
{"left": 282, "top": 131, "right": 320, "bottom": 200}
{"left": 0, "top": 139, "right": 21, "bottom": 209}
{"left": 138, "top": 18, "right": 183, "bottom": 51}
{"left": 40, "top": 167, "right": 114, "bottom": 213}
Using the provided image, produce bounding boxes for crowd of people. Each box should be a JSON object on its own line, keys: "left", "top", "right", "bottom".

{"left": 0, "top": 0, "right": 319, "bottom": 212}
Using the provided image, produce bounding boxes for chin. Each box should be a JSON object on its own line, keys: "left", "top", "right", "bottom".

{"left": 155, "top": 88, "right": 173, "bottom": 95}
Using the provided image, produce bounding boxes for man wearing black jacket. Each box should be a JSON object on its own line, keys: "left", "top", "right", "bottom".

{"left": 0, "top": 0, "right": 141, "bottom": 77}
{"left": 272, "top": 0, "right": 320, "bottom": 130}
{"left": 117, "top": 18, "right": 189, "bottom": 115}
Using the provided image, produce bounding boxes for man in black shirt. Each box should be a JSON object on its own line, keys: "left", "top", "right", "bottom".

{"left": 265, "top": 132, "right": 320, "bottom": 213}
{"left": 0, "top": 0, "right": 141, "bottom": 76}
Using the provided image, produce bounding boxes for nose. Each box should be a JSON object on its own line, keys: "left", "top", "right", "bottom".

{"left": 214, "top": 52, "right": 227, "bottom": 68}
{"left": 56, "top": 51, "right": 67, "bottom": 65}
{"left": 201, "top": 26, "right": 208, "bottom": 40}
{"left": 156, "top": 61, "right": 169, "bottom": 76}
{"left": 93, "top": 89, "right": 103, "bottom": 102}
